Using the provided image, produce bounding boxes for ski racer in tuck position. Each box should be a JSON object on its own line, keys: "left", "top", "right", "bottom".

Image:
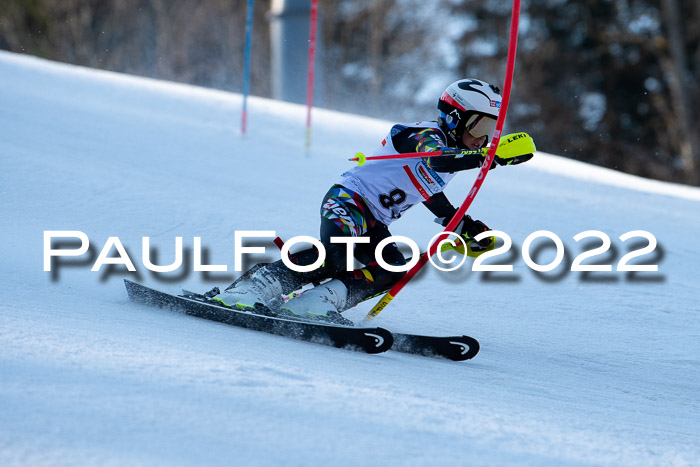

{"left": 215, "top": 78, "right": 534, "bottom": 324}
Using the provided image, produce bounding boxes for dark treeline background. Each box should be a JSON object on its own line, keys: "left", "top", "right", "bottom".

{"left": 2, "top": 0, "right": 698, "bottom": 186}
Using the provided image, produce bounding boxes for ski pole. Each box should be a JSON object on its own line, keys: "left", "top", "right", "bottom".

{"left": 362, "top": 0, "right": 522, "bottom": 324}
{"left": 350, "top": 148, "right": 482, "bottom": 165}
{"left": 349, "top": 132, "right": 535, "bottom": 166}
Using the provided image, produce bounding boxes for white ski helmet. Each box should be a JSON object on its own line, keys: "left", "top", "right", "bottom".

{"left": 437, "top": 78, "right": 502, "bottom": 148}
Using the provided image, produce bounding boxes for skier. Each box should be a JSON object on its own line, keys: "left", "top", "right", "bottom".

{"left": 215, "top": 78, "right": 533, "bottom": 324}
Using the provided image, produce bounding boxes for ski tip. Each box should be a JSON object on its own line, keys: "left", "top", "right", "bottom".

{"left": 362, "top": 327, "right": 394, "bottom": 353}
{"left": 450, "top": 335, "right": 480, "bottom": 361}
{"left": 391, "top": 333, "right": 481, "bottom": 361}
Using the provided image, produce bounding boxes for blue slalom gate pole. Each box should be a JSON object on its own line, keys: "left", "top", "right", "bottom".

{"left": 304, "top": 0, "right": 318, "bottom": 155}
{"left": 241, "top": 0, "right": 254, "bottom": 135}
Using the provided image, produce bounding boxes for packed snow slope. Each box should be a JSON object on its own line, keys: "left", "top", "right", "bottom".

{"left": 1, "top": 51, "right": 699, "bottom": 466}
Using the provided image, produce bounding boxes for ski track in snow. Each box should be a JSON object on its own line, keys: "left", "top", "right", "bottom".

{"left": 1, "top": 51, "right": 699, "bottom": 466}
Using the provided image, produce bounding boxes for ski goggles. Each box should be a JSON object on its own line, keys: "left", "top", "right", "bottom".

{"left": 465, "top": 114, "right": 497, "bottom": 139}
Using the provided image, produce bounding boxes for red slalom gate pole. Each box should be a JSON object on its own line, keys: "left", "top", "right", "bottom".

{"left": 304, "top": 0, "right": 318, "bottom": 155}
{"left": 363, "top": 0, "right": 522, "bottom": 323}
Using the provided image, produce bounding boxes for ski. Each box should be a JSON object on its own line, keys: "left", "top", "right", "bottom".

{"left": 124, "top": 280, "right": 393, "bottom": 354}
{"left": 124, "top": 280, "right": 480, "bottom": 361}
{"left": 269, "top": 240, "right": 480, "bottom": 361}
{"left": 180, "top": 284, "right": 479, "bottom": 361}
{"left": 391, "top": 333, "right": 480, "bottom": 361}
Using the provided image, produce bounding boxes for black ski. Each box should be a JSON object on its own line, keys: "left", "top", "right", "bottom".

{"left": 391, "top": 333, "right": 480, "bottom": 361}
{"left": 124, "top": 280, "right": 393, "bottom": 354}
{"left": 268, "top": 241, "right": 481, "bottom": 361}
{"left": 179, "top": 285, "right": 480, "bottom": 361}
{"left": 190, "top": 286, "right": 479, "bottom": 361}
